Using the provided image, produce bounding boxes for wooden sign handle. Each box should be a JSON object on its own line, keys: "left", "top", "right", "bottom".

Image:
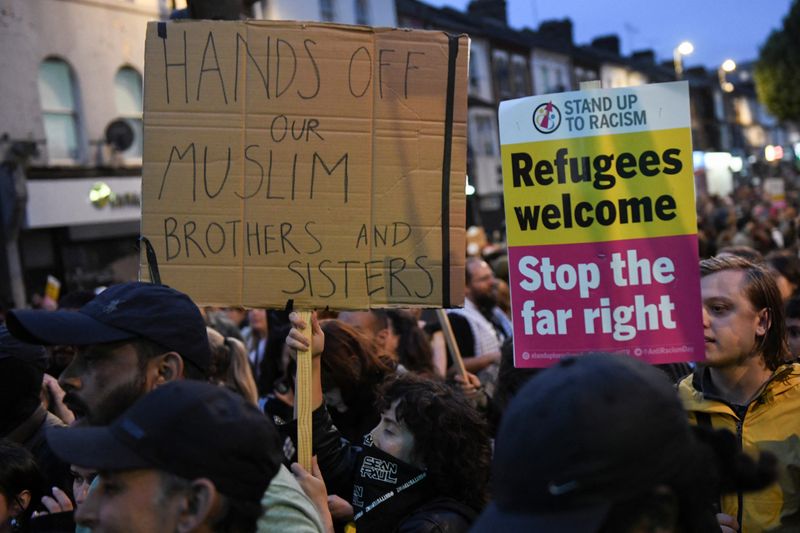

{"left": 296, "top": 310, "right": 313, "bottom": 472}
{"left": 435, "top": 309, "right": 468, "bottom": 381}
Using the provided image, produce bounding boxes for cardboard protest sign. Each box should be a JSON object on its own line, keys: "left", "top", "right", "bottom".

{"left": 499, "top": 81, "right": 704, "bottom": 367}
{"left": 140, "top": 20, "right": 468, "bottom": 309}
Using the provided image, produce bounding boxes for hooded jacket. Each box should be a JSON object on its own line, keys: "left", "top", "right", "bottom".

{"left": 678, "top": 363, "right": 800, "bottom": 532}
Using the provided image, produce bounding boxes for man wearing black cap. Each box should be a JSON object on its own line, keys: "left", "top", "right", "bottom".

{"left": 46, "top": 380, "right": 282, "bottom": 533}
{"left": 7, "top": 281, "right": 327, "bottom": 532}
{"left": 472, "top": 353, "right": 775, "bottom": 533}
{"left": 6, "top": 282, "right": 211, "bottom": 425}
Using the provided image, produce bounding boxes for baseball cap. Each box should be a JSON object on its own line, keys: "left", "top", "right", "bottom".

{"left": 472, "top": 353, "right": 710, "bottom": 533}
{"left": 6, "top": 282, "right": 210, "bottom": 373}
{"left": 46, "top": 380, "right": 282, "bottom": 502}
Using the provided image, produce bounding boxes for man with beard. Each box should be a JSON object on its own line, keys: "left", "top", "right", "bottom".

{"left": 6, "top": 282, "right": 211, "bottom": 426}
{"left": 6, "top": 282, "right": 327, "bottom": 532}
{"left": 679, "top": 255, "right": 800, "bottom": 532}
{"left": 447, "top": 258, "right": 512, "bottom": 396}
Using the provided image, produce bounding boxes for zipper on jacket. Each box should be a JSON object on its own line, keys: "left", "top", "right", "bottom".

{"left": 735, "top": 411, "right": 746, "bottom": 529}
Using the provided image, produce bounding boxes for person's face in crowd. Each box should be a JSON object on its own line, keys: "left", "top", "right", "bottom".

{"left": 248, "top": 309, "right": 268, "bottom": 336}
{"left": 58, "top": 341, "right": 149, "bottom": 425}
{"left": 773, "top": 273, "right": 794, "bottom": 303}
{"left": 787, "top": 318, "right": 800, "bottom": 360}
{"left": 71, "top": 465, "right": 97, "bottom": 507}
{"left": 369, "top": 400, "right": 421, "bottom": 468}
{"left": 467, "top": 261, "right": 498, "bottom": 310}
{"left": 225, "top": 307, "right": 247, "bottom": 327}
{"left": 702, "top": 269, "right": 769, "bottom": 367}
{"left": 75, "top": 470, "right": 184, "bottom": 533}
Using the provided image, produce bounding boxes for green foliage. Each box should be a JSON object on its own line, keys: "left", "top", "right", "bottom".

{"left": 755, "top": 0, "right": 800, "bottom": 121}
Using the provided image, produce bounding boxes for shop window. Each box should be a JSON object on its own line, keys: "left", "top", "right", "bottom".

{"left": 114, "top": 67, "right": 144, "bottom": 161}
{"left": 38, "top": 58, "right": 82, "bottom": 162}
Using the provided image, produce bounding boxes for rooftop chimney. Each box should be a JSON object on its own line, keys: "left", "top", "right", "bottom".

{"left": 537, "top": 19, "right": 573, "bottom": 48}
{"left": 467, "top": 0, "right": 507, "bottom": 25}
{"left": 591, "top": 35, "right": 620, "bottom": 55}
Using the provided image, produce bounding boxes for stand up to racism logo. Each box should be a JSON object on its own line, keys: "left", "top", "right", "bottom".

{"left": 533, "top": 101, "right": 561, "bottom": 134}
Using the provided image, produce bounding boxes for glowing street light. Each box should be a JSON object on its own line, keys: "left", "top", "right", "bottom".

{"left": 673, "top": 41, "right": 694, "bottom": 79}
{"left": 718, "top": 59, "right": 736, "bottom": 92}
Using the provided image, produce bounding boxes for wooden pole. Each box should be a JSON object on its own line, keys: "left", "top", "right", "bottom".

{"left": 295, "top": 310, "right": 313, "bottom": 471}
{"left": 435, "top": 308, "right": 468, "bottom": 381}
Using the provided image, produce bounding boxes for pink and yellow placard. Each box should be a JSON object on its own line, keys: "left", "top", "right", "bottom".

{"left": 499, "top": 82, "right": 704, "bottom": 368}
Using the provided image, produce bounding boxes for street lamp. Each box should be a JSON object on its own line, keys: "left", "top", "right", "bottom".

{"left": 673, "top": 41, "right": 694, "bottom": 79}
{"left": 718, "top": 59, "right": 736, "bottom": 92}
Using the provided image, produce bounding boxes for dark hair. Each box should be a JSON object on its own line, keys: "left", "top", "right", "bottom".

{"left": 159, "top": 471, "right": 263, "bottom": 533}
{"left": 0, "top": 440, "right": 45, "bottom": 528}
{"left": 385, "top": 310, "right": 436, "bottom": 375}
{"left": 766, "top": 250, "right": 800, "bottom": 289}
{"left": 319, "top": 320, "right": 394, "bottom": 392}
{"left": 319, "top": 320, "right": 394, "bottom": 440}
{"left": 716, "top": 245, "right": 764, "bottom": 264}
{"left": 700, "top": 255, "right": 790, "bottom": 369}
{"left": 787, "top": 295, "right": 800, "bottom": 320}
{"left": 131, "top": 338, "right": 208, "bottom": 381}
{"left": 493, "top": 339, "right": 540, "bottom": 420}
{"left": 377, "top": 373, "right": 491, "bottom": 511}
{"left": 258, "top": 323, "right": 292, "bottom": 396}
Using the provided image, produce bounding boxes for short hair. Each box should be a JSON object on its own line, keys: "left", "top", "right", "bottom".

{"left": 158, "top": 471, "right": 262, "bottom": 533}
{"left": 130, "top": 338, "right": 208, "bottom": 381}
{"left": 716, "top": 246, "right": 764, "bottom": 264}
{"left": 787, "top": 295, "right": 800, "bottom": 320}
{"left": 700, "top": 255, "right": 790, "bottom": 369}
{"left": 465, "top": 256, "right": 486, "bottom": 285}
{"left": 766, "top": 250, "right": 800, "bottom": 288}
{"left": 377, "top": 373, "right": 491, "bottom": 511}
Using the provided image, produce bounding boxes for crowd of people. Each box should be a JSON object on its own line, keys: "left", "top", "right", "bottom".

{"left": 3, "top": 183, "right": 800, "bottom": 532}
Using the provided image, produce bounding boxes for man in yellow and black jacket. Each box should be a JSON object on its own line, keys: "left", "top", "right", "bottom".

{"left": 679, "top": 255, "right": 800, "bottom": 532}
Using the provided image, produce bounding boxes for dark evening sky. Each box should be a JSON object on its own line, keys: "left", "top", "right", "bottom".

{"left": 424, "top": 0, "right": 792, "bottom": 70}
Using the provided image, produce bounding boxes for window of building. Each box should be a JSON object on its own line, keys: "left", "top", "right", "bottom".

{"left": 114, "top": 67, "right": 144, "bottom": 160}
{"left": 493, "top": 51, "right": 511, "bottom": 99}
{"left": 354, "top": 0, "right": 369, "bottom": 24}
{"left": 539, "top": 65, "right": 549, "bottom": 93}
{"left": 511, "top": 56, "right": 528, "bottom": 97}
{"left": 469, "top": 50, "right": 482, "bottom": 91}
{"left": 320, "top": 0, "right": 335, "bottom": 21}
{"left": 474, "top": 115, "right": 497, "bottom": 157}
{"left": 38, "top": 58, "right": 82, "bottom": 162}
{"left": 555, "top": 69, "right": 565, "bottom": 91}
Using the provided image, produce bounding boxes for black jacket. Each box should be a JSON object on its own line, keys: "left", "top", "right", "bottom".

{"left": 309, "top": 406, "right": 476, "bottom": 533}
